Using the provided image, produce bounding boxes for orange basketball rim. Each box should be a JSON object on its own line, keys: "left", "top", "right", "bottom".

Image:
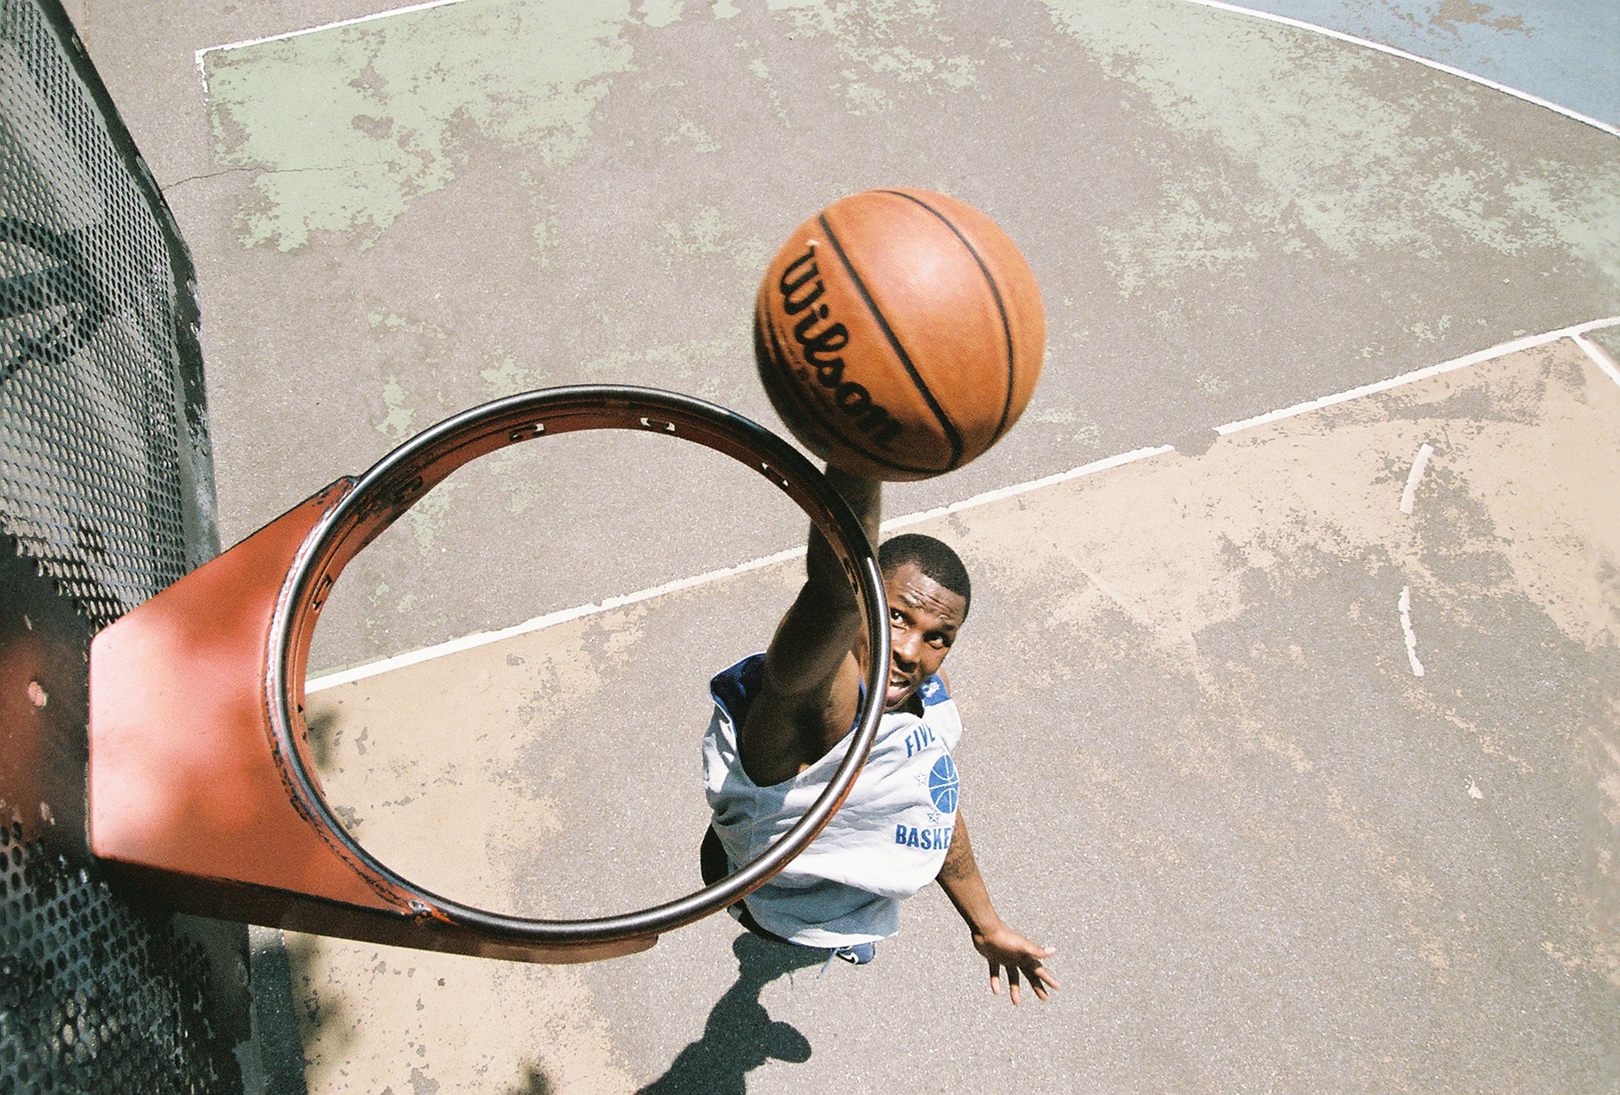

{"left": 87, "top": 387, "right": 891, "bottom": 964}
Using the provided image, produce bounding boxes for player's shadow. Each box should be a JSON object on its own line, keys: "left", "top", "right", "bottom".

{"left": 635, "top": 931, "right": 824, "bottom": 1095}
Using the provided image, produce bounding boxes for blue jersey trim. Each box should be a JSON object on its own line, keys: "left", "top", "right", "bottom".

{"left": 710, "top": 653, "right": 767, "bottom": 728}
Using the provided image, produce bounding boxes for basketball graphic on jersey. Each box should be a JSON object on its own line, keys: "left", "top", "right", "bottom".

{"left": 929, "top": 755, "right": 959, "bottom": 814}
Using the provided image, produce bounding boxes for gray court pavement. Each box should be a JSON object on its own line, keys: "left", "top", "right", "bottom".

{"left": 294, "top": 337, "right": 1620, "bottom": 1093}
{"left": 72, "top": 0, "right": 1620, "bottom": 674}
{"left": 61, "top": 0, "right": 1620, "bottom": 1090}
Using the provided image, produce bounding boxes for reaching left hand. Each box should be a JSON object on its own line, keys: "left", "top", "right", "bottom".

{"left": 971, "top": 923, "right": 1058, "bottom": 1005}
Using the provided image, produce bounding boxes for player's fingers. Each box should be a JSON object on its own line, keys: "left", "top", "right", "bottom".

{"left": 1007, "top": 964, "right": 1023, "bottom": 1006}
{"left": 987, "top": 957, "right": 1002, "bottom": 996}
{"left": 1033, "top": 962, "right": 1061, "bottom": 993}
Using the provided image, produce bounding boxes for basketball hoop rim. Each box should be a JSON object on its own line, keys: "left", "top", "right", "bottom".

{"left": 266, "top": 385, "right": 890, "bottom": 946}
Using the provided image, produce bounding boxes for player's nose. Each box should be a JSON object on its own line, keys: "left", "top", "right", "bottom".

{"left": 892, "top": 632, "right": 921, "bottom": 666}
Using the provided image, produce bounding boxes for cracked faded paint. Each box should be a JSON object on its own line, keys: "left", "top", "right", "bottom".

{"left": 656, "top": 205, "right": 771, "bottom": 274}
{"left": 765, "top": 0, "right": 989, "bottom": 107}
{"left": 375, "top": 375, "right": 416, "bottom": 441}
{"left": 576, "top": 335, "right": 738, "bottom": 399}
{"left": 1041, "top": 0, "right": 1620, "bottom": 274}
{"left": 205, "top": 0, "right": 634, "bottom": 250}
{"left": 1234, "top": 0, "right": 1616, "bottom": 125}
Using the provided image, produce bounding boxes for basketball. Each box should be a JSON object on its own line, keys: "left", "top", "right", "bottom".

{"left": 754, "top": 188, "right": 1044, "bottom": 481}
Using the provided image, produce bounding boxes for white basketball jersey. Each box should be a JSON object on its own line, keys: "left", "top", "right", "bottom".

{"left": 703, "top": 653, "right": 963, "bottom": 947}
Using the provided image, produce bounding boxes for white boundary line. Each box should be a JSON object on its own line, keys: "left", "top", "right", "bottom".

{"left": 190, "top": 0, "right": 1620, "bottom": 137}
{"left": 194, "top": 0, "right": 472, "bottom": 89}
{"left": 880, "top": 445, "right": 1174, "bottom": 533}
{"left": 307, "top": 544, "right": 805, "bottom": 691}
{"left": 1399, "top": 443, "right": 1434, "bottom": 516}
{"left": 1215, "top": 317, "right": 1620, "bottom": 435}
{"left": 1572, "top": 331, "right": 1620, "bottom": 389}
{"left": 1399, "top": 585, "right": 1425, "bottom": 677}
{"left": 1181, "top": 0, "right": 1620, "bottom": 138}
{"left": 305, "top": 444, "right": 1173, "bottom": 692}
{"left": 306, "top": 315, "right": 1620, "bottom": 694}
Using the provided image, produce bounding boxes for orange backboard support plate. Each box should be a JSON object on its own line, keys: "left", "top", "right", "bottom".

{"left": 88, "top": 481, "right": 651, "bottom": 963}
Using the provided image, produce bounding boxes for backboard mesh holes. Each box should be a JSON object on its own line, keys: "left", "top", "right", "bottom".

{"left": 1, "top": 0, "right": 239, "bottom": 1088}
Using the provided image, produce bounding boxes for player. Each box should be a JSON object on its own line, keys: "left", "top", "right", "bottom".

{"left": 702, "top": 465, "right": 1058, "bottom": 1005}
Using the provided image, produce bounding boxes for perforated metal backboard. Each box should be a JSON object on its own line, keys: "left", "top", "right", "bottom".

{"left": 0, "top": 0, "right": 248, "bottom": 1089}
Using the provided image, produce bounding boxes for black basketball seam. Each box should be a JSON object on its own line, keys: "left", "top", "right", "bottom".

{"left": 878, "top": 189, "right": 1019, "bottom": 445}
{"left": 763, "top": 307, "right": 942, "bottom": 476}
{"left": 759, "top": 305, "right": 942, "bottom": 476}
{"left": 817, "top": 213, "right": 965, "bottom": 470}
{"left": 758, "top": 309, "right": 841, "bottom": 459}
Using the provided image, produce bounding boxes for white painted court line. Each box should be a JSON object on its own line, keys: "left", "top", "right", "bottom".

{"left": 305, "top": 445, "right": 1173, "bottom": 692}
{"left": 1399, "top": 443, "right": 1434, "bottom": 516}
{"left": 194, "top": 0, "right": 473, "bottom": 89}
{"left": 1216, "top": 317, "right": 1620, "bottom": 436}
{"left": 307, "top": 321, "right": 1620, "bottom": 694}
{"left": 1572, "top": 331, "right": 1620, "bottom": 390}
{"left": 1184, "top": 0, "right": 1620, "bottom": 139}
{"left": 1399, "top": 585, "right": 1424, "bottom": 677}
{"left": 192, "top": 0, "right": 1620, "bottom": 141}
{"left": 881, "top": 445, "right": 1175, "bottom": 533}
{"left": 305, "top": 544, "right": 805, "bottom": 692}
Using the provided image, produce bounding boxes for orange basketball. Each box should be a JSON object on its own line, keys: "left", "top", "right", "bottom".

{"left": 754, "top": 188, "right": 1044, "bottom": 481}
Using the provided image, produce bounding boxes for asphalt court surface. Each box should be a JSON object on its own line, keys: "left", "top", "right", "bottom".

{"left": 75, "top": 0, "right": 1620, "bottom": 675}
{"left": 60, "top": 0, "right": 1620, "bottom": 1091}
{"left": 296, "top": 335, "right": 1620, "bottom": 1092}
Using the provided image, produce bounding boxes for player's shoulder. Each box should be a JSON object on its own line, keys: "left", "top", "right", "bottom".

{"left": 710, "top": 653, "right": 767, "bottom": 723}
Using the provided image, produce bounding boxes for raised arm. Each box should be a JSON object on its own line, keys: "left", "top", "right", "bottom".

{"left": 738, "top": 467, "right": 881, "bottom": 785}
{"left": 936, "top": 812, "right": 1059, "bottom": 1005}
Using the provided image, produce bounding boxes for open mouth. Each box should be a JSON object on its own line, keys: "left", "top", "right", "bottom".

{"left": 885, "top": 673, "right": 912, "bottom": 706}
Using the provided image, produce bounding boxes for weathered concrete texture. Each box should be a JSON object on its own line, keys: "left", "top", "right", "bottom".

{"left": 74, "top": 0, "right": 1620, "bottom": 677}
{"left": 296, "top": 336, "right": 1620, "bottom": 1093}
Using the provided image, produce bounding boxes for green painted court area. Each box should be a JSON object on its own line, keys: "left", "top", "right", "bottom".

{"left": 70, "top": 0, "right": 1620, "bottom": 1090}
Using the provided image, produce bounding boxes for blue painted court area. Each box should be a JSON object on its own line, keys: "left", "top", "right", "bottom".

{"left": 1239, "top": 0, "right": 1618, "bottom": 126}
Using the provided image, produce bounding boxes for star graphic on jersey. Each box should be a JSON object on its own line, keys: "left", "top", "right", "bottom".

{"left": 927, "top": 810, "right": 942, "bottom": 824}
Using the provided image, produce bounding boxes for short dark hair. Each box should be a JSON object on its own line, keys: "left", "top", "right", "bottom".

{"left": 878, "top": 533, "right": 971, "bottom": 620}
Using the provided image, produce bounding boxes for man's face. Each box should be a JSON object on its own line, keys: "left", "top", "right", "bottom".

{"left": 881, "top": 560, "right": 967, "bottom": 711}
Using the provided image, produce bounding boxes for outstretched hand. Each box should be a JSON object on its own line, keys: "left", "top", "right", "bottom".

{"left": 971, "top": 924, "right": 1058, "bottom": 1005}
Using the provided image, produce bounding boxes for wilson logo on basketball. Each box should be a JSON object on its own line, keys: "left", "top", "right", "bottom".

{"left": 754, "top": 187, "right": 1043, "bottom": 481}
{"left": 776, "top": 245, "right": 904, "bottom": 450}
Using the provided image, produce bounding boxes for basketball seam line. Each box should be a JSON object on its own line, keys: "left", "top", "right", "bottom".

{"left": 761, "top": 301, "right": 942, "bottom": 476}
{"left": 817, "top": 212, "right": 965, "bottom": 469}
{"left": 878, "top": 189, "right": 1018, "bottom": 445}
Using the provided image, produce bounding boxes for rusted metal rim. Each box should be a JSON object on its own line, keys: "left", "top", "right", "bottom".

{"left": 266, "top": 386, "right": 889, "bottom": 946}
